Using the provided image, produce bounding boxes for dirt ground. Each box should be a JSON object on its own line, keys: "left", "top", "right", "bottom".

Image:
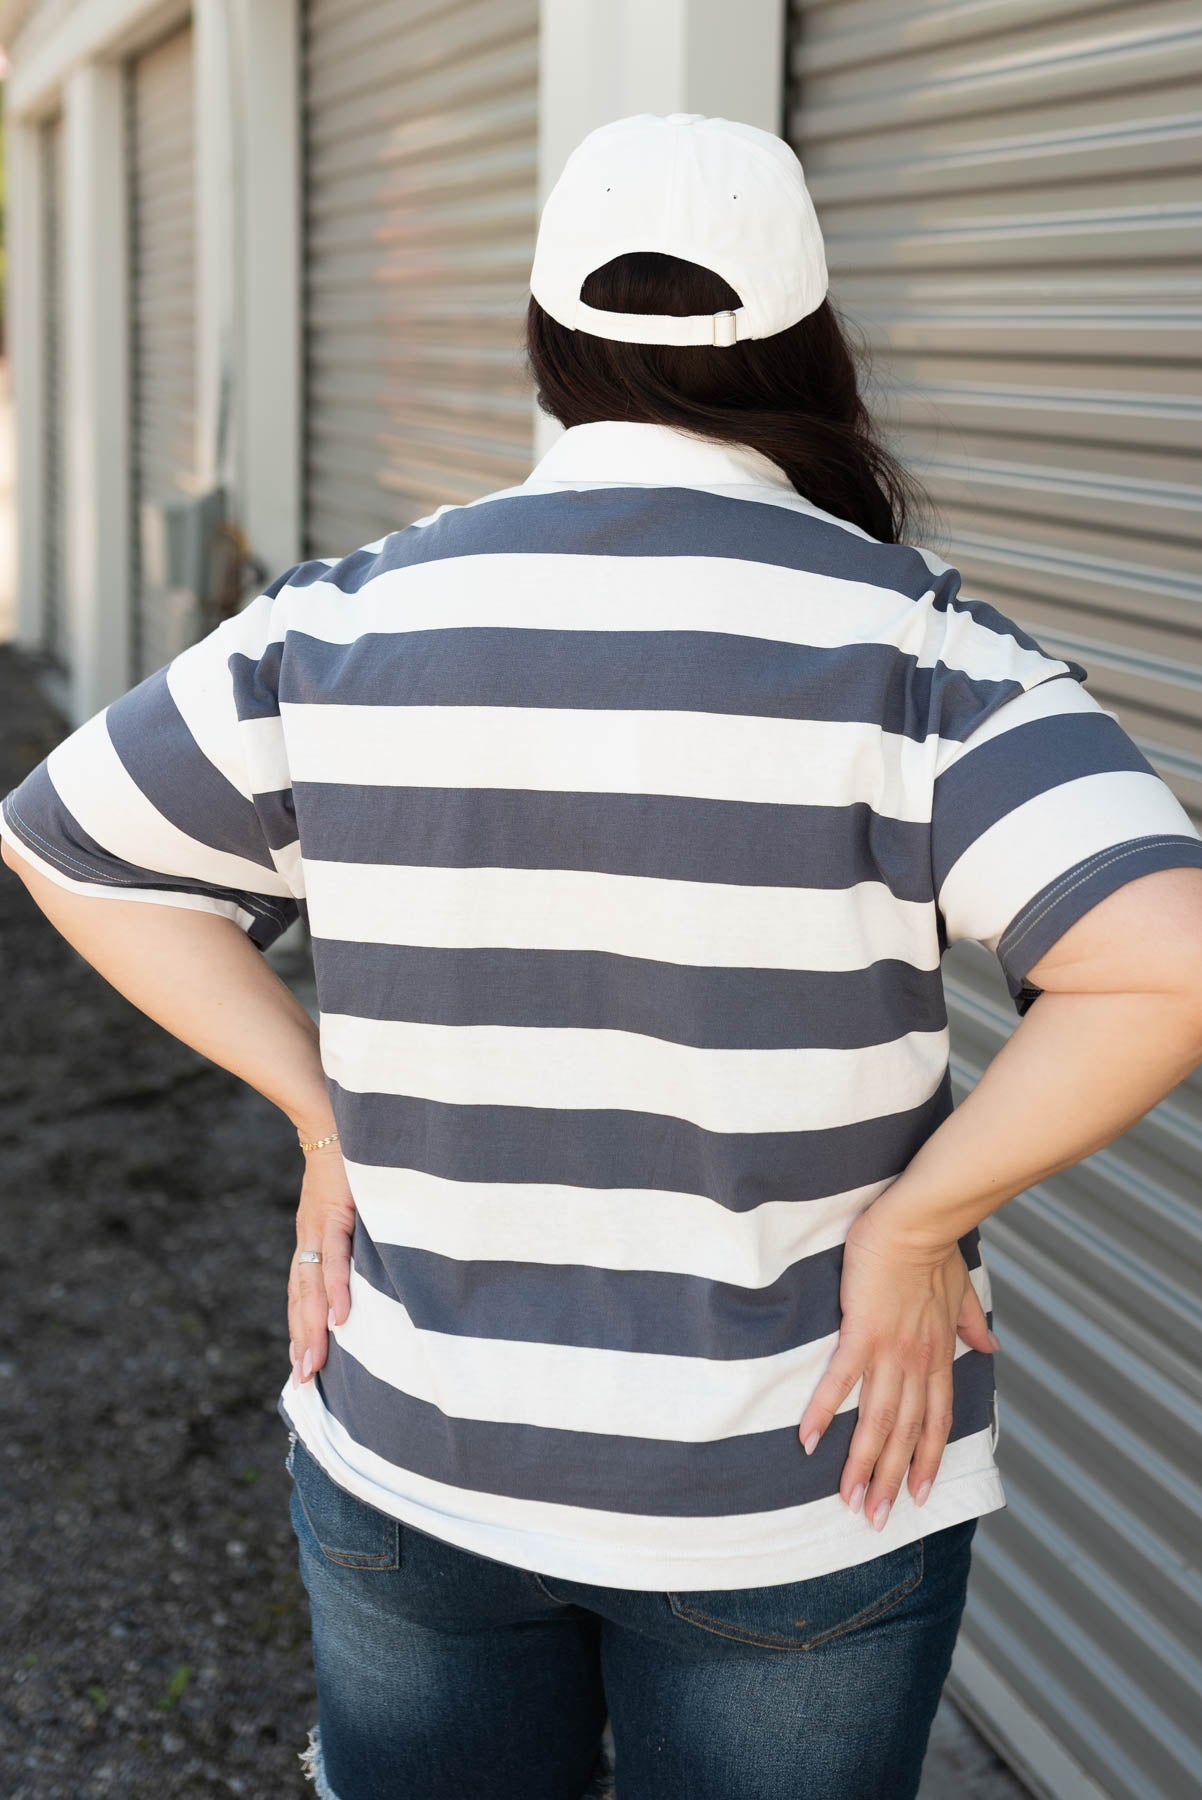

{"left": 0, "top": 644, "right": 327, "bottom": 1797}
{"left": 0, "top": 641, "right": 1029, "bottom": 1799}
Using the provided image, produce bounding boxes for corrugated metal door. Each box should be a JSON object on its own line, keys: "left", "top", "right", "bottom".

{"left": 301, "top": 0, "right": 540, "bottom": 557}
{"left": 784, "top": 7, "right": 1202, "bottom": 1798}
{"left": 40, "top": 112, "right": 66, "bottom": 672}
{"left": 126, "top": 24, "right": 197, "bottom": 682}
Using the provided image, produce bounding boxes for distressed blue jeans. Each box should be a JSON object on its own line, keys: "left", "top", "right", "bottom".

{"left": 285, "top": 1428, "right": 977, "bottom": 1800}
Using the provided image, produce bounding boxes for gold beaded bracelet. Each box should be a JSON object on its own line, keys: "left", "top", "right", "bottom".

{"left": 298, "top": 1129, "right": 341, "bottom": 1153}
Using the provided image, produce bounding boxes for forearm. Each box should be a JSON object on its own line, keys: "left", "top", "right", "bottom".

{"left": 870, "top": 987, "right": 1202, "bottom": 1251}
{"left": 4, "top": 857, "right": 334, "bottom": 1138}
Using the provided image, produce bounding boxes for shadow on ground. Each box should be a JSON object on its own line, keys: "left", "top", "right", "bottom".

{"left": 0, "top": 644, "right": 1028, "bottom": 1799}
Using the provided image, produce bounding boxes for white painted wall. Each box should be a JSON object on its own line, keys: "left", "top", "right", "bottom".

{"left": 192, "top": 0, "right": 301, "bottom": 576}
{"left": 4, "top": 116, "right": 48, "bottom": 654}
{"left": 533, "top": 0, "right": 787, "bottom": 455}
{"left": 62, "top": 57, "right": 131, "bottom": 721}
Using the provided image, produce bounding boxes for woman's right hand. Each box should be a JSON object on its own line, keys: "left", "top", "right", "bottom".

{"left": 796, "top": 1205, "right": 998, "bottom": 1532}
{"left": 288, "top": 1138, "right": 356, "bottom": 1389}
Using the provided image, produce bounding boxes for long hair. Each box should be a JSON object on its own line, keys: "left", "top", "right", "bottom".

{"left": 523, "top": 252, "right": 935, "bottom": 547}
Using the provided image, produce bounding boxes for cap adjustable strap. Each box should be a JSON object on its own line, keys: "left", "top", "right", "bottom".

{"left": 569, "top": 298, "right": 748, "bottom": 347}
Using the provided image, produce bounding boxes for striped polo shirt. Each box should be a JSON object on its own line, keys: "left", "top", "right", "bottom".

{"left": 6, "top": 419, "right": 1202, "bottom": 1592}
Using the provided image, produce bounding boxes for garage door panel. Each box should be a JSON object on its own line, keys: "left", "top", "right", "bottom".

{"left": 302, "top": 0, "right": 539, "bottom": 558}
{"left": 127, "top": 23, "right": 197, "bottom": 685}
{"left": 792, "top": 3, "right": 1199, "bottom": 116}
{"left": 40, "top": 113, "right": 67, "bottom": 673}
{"left": 788, "top": 2, "right": 1202, "bottom": 1789}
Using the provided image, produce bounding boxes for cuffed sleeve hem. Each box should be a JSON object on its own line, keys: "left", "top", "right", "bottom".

{"left": 0, "top": 796, "right": 299, "bottom": 952}
{"left": 998, "top": 833, "right": 1202, "bottom": 1015}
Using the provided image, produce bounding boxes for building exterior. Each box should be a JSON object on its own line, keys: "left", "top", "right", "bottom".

{"left": 1, "top": 4, "right": 1199, "bottom": 1797}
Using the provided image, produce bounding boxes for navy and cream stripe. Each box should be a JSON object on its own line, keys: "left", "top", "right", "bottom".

{"left": 5, "top": 416, "right": 1201, "bottom": 1590}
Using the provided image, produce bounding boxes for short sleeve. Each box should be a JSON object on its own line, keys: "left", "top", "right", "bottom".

{"left": 929, "top": 599, "right": 1202, "bottom": 1017}
{"left": 0, "top": 584, "right": 302, "bottom": 951}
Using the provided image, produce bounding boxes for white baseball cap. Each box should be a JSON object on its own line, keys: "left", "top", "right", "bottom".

{"left": 529, "top": 112, "right": 828, "bottom": 349}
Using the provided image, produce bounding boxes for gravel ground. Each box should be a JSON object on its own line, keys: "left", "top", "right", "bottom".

{"left": 0, "top": 641, "right": 1028, "bottom": 1799}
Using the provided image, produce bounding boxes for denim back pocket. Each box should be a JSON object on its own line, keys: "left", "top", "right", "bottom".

{"left": 666, "top": 1536, "right": 923, "bottom": 1651}
{"left": 287, "top": 1431, "right": 400, "bottom": 1571}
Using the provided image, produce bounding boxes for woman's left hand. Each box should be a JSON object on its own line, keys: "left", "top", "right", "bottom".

{"left": 288, "top": 1139, "right": 356, "bottom": 1390}
{"left": 796, "top": 1204, "right": 998, "bottom": 1532}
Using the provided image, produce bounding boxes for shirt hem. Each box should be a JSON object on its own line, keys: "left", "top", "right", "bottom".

{"left": 278, "top": 1386, "right": 1006, "bottom": 1592}
{"left": 0, "top": 801, "right": 264, "bottom": 933}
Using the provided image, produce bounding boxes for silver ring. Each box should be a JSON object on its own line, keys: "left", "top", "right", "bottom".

{"left": 296, "top": 1249, "right": 323, "bottom": 1264}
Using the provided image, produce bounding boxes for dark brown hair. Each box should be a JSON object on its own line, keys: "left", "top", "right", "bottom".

{"left": 523, "top": 252, "right": 935, "bottom": 547}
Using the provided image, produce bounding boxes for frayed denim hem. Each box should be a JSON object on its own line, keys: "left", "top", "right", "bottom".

{"left": 297, "top": 1715, "right": 617, "bottom": 1798}
{"left": 298, "top": 1723, "right": 343, "bottom": 1799}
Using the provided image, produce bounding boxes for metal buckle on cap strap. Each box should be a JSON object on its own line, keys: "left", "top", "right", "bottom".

{"left": 712, "top": 310, "right": 738, "bottom": 347}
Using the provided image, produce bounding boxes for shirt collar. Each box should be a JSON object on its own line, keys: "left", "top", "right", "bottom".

{"left": 523, "top": 419, "right": 800, "bottom": 497}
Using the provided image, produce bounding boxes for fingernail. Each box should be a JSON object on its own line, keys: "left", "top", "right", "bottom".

{"left": 916, "top": 1480, "right": 933, "bottom": 1507}
{"left": 849, "top": 1483, "right": 866, "bottom": 1516}
{"left": 302, "top": 1347, "right": 313, "bottom": 1379}
{"left": 289, "top": 1338, "right": 296, "bottom": 1361}
{"left": 328, "top": 1306, "right": 337, "bottom": 1331}
{"left": 988, "top": 1330, "right": 1001, "bottom": 1352}
{"left": 290, "top": 1365, "right": 299, "bottom": 1388}
{"left": 803, "top": 1430, "right": 820, "bottom": 1456}
{"left": 873, "top": 1499, "right": 891, "bottom": 1532}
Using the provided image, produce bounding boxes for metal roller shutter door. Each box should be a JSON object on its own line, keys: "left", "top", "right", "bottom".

{"left": 41, "top": 113, "right": 66, "bottom": 673}
{"left": 301, "top": 0, "right": 540, "bottom": 558}
{"left": 784, "top": 6, "right": 1202, "bottom": 1798}
{"left": 127, "top": 24, "right": 198, "bottom": 683}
